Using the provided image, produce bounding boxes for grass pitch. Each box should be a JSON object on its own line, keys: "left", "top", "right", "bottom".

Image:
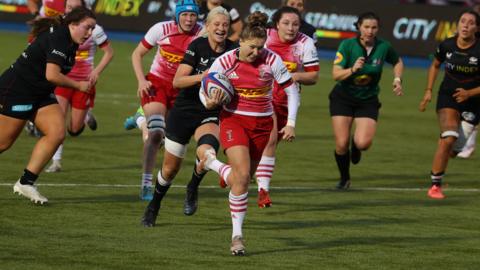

{"left": 0, "top": 30, "right": 479, "bottom": 270}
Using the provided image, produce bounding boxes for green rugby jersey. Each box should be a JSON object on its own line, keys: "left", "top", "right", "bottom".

{"left": 333, "top": 37, "right": 399, "bottom": 99}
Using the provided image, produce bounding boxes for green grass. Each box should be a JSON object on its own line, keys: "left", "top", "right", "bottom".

{"left": 0, "top": 30, "right": 479, "bottom": 269}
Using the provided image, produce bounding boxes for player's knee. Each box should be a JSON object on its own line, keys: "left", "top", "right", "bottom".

{"left": 67, "top": 125, "right": 85, "bottom": 137}
{"left": 161, "top": 164, "right": 179, "bottom": 181}
{"left": 354, "top": 139, "right": 372, "bottom": 151}
{"left": 0, "top": 140, "right": 14, "bottom": 153}
{"left": 147, "top": 114, "right": 165, "bottom": 144}
{"left": 439, "top": 130, "right": 458, "bottom": 146}
{"left": 165, "top": 137, "right": 187, "bottom": 158}
{"left": 197, "top": 134, "right": 219, "bottom": 153}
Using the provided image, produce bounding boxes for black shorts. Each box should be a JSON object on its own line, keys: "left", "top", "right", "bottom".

{"left": 436, "top": 92, "right": 480, "bottom": 125}
{"left": 165, "top": 106, "right": 219, "bottom": 145}
{"left": 329, "top": 85, "right": 381, "bottom": 120}
{"left": 0, "top": 68, "right": 57, "bottom": 120}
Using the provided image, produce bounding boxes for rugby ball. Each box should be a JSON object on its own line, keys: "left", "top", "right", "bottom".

{"left": 199, "top": 72, "right": 234, "bottom": 107}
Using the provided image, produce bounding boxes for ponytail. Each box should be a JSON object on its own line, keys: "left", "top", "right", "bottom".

{"left": 240, "top": 11, "right": 268, "bottom": 41}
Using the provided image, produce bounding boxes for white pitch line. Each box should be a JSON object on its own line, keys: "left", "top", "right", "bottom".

{"left": 0, "top": 183, "right": 479, "bottom": 192}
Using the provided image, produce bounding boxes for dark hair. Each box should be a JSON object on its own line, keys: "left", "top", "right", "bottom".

{"left": 354, "top": 11, "right": 380, "bottom": 30}
{"left": 64, "top": 0, "right": 87, "bottom": 9}
{"left": 458, "top": 9, "right": 480, "bottom": 27}
{"left": 271, "top": 6, "right": 301, "bottom": 29}
{"left": 29, "top": 6, "right": 95, "bottom": 38}
{"left": 240, "top": 11, "right": 268, "bottom": 41}
{"left": 281, "top": 0, "right": 306, "bottom": 6}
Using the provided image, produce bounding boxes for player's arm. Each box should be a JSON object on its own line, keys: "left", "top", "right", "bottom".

{"left": 292, "top": 38, "right": 319, "bottom": 85}
{"left": 173, "top": 64, "right": 204, "bottom": 89}
{"left": 27, "top": 0, "right": 40, "bottom": 17}
{"left": 419, "top": 58, "right": 441, "bottom": 112}
{"left": 46, "top": 63, "right": 89, "bottom": 91}
{"left": 292, "top": 69, "right": 318, "bottom": 85}
{"left": 392, "top": 58, "right": 404, "bottom": 96}
{"left": 173, "top": 43, "right": 205, "bottom": 89}
{"left": 131, "top": 42, "right": 152, "bottom": 97}
{"left": 90, "top": 42, "right": 114, "bottom": 85}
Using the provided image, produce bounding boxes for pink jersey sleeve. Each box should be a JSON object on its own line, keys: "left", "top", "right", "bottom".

{"left": 302, "top": 36, "right": 319, "bottom": 72}
{"left": 142, "top": 22, "right": 166, "bottom": 49}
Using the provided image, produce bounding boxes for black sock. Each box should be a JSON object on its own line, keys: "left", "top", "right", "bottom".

{"left": 19, "top": 169, "right": 38, "bottom": 185}
{"left": 431, "top": 171, "right": 444, "bottom": 187}
{"left": 148, "top": 178, "right": 170, "bottom": 211}
{"left": 334, "top": 151, "right": 350, "bottom": 181}
{"left": 187, "top": 163, "right": 207, "bottom": 191}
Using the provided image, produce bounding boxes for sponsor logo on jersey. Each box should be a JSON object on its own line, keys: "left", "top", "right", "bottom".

{"left": 12, "top": 104, "right": 33, "bottom": 112}
{"left": 462, "top": 111, "right": 476, "bottom": 122}
{"left": 236, "top": 85, "right": 270, "bottom": 98}
{"left": 227, "top": 72, "right": 239, "bottom": 80}
{"left": 283, "top": 61, "right": 298, "bottom": 72}
{"left": 353, "top": 74, "right": 372, "bottom": 86}
{"left": 446, "top": 52, "right": 452, "bottom": 59}
{"left": 469, "top": 57, "right": 478, "bottom": 65}
{"left": 334, "top": 52, "right": 343, "bottom": 65}
{"left": 159, "top": 48, "right": 183, "bottom": 63}
{"left": 75, "top": 50, "right": 89, "bottom": 60}
{"left": 186, "top": 49, "right": 195, "bottom": 56}
{"left": 200, "top": 57, "right": 209, "bottom": 64}
{"left": 52, "top": 49, "right": 67, "bottom": 59}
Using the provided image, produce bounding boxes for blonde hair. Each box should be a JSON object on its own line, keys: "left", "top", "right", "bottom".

{"left": 200, "top": 6, "right": 231, "bottom": 37}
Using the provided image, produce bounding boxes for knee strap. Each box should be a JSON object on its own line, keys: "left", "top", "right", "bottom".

{"left": 68, "top": 125, "right": 85, "bottom": 137}
{"left": 440, "top": 130, "right": 459, "bottom": 139}
{"left": 197, "top": 134, "right": 219, "bottom": 153}
{"left": 147, "top": 114, "right": 165, "bottom": 133}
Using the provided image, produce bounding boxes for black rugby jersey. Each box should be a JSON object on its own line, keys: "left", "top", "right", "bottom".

{"left": 12, "top": 25, "right": 78, "bottom": 95}
{"left": 173, "top": 37, "right": 237, "bottom": 112}
{"left": 435, "top": 37, "right": 480, "bottom": 95}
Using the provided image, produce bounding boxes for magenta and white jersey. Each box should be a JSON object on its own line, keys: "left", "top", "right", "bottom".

{"left": 40, "top": 0, "right": 65, "bottom": 17}
{"left": 67, "top": 24, "right": 109, "bottom": 81}
{"left": 142, "top": 21, "right": 202, "bottom": 81}
{"left": 266, "top": 28, "right": 319, "bottom": 73}
{"left": 266, "top": 28, "right": 319, "bottom": 107}
{"left": 209, "top": 48, "right": 293, "bottom": 117}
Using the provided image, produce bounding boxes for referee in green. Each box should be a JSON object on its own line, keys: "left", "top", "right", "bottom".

{"left": 329, "top": 12, "right": 404, "bottom": 189}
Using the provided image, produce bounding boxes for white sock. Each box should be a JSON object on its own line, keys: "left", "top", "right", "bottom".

{"left": 219, "top": 165, "right": 232, "bottom": 186}
{"left": 256, "top": 156, "right": 275, "bottom": 191}
{"left": 84, "top": 109, "right": 92, "bottom": 123}
{"left": 464, "top": 129, "right": 478, "bottom": 150}
{"left": 229, "top": 191, "right": 248, "bottom": 238}
{"left": 52, "top": 144, "right": 63, "bottom": 161}
{"left": 142, "top": 173, "right": 153, "bottom": 187}
{"left": 136, "top": 116, "right": 146, "bottom": 130}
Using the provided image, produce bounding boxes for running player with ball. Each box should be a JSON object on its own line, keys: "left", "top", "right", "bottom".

{"left": 199, "top": 11, "right": 300, "bottom": 256}
{"left": 140, "top": 6, "right": 237, "bottom": 226}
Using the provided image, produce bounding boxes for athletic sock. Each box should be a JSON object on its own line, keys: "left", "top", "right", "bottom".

{"left": 19, "top": 169, "right": 38, "bottom": 185}
{"left": 187, "top": 159, "right": 207, "bottom": 191}
{"left": 142, "top": 173, "right": 153, "bottom": 189}
{"left": 431, "top": 171, "right": 444, "bottom": 187}
{"left": 52, "top": 144, "right": 63, "bottom": 161}
{"left": 334, "top": 151, "right": 350, "bottom": 181}
{"left": 148, "top": 171, "right": 170, "bottom": 211}
{"left": 229, "top": 191, "right": 248, "bottom": 238}
{"left": 256, "top": 156, "right": 275, "bottom": 191}
{"left": 219, "top": 165, "right": 232, "bottom": 186}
